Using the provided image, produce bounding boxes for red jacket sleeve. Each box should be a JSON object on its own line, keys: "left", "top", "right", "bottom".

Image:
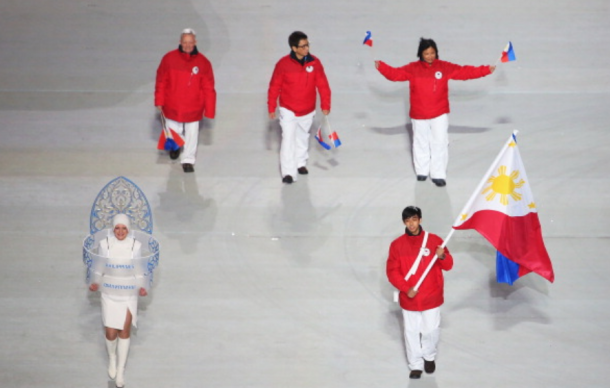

{"left": 448, "top": 63, "right": 492, "bottom": 81}
{"left": 386, "top": 243, "right": 412, "bottom": 293}
{"left": 154, "top": 56, "right": 168, "bottom": 107}
{"left": 315, "top": 61, "right": 331, "bottom": 111}
{"left": 201, "top": 59, "right": 216, "bottom": 119}
{"left": 436, "top": 246, "right": 454, "bottom": 271}
{"left": 377, "top": 61, "right": 413, "bottom": 82}
{"left": 267, "top": 61, "right": 283, "bottom": 113}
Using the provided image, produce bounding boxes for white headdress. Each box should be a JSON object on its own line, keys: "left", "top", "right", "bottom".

{"left": 112, "top": 214, "right": 131, "bottom": 231}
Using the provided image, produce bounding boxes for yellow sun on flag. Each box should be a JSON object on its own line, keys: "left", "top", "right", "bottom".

{"left": 481, "top": 165, "right": 525, "bottom": 206}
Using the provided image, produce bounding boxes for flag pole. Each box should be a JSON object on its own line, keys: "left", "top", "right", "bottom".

{"left": 413, "top": 228, "right": 455, "bottom": 290}
{"left": 413, "top": 130, "right": 519, "bottom": 291}
{"left": 160, "top": 111, "right": 173, "bottom": 140}
{"left": 324, "top": 114, "right": 332, "bottom": 132}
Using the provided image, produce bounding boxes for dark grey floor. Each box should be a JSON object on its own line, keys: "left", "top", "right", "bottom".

{"left": 1, "top": 1, "right": 609, "bottom": 387}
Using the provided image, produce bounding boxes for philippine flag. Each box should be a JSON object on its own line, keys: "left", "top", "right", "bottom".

{"left": 452, "top": 131, "right": 554, "bottom": 284}
{"left": 157, "top": 127, "right": 185, "bottom": 151}
{"left": 501, "top": 41, "right": 516, "bottom": 63}
{"left": 315, "top": 126, "right": 331, "bottom": 150}
{"left": 329, "top": 131, "right": 342, "bottom": 148}
{"left": 363, "top": 31, "right": 373, "bottom": 47}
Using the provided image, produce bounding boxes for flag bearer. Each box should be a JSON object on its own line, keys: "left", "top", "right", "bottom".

{"left": 386, "top": 206, "right": 453, "bottom": 379}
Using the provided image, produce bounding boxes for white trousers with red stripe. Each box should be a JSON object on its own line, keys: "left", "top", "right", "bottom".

{"left": 411, "top": 114, "right": 449, "bottom": 179}
{"left": 164, "top": 117, "right": 200, "bottom": 165}
{"left": 278, "top": 107, "right": 315, "bottom": 180}
{"left": 402, "top": 307, "right": 441, "bottom": 371}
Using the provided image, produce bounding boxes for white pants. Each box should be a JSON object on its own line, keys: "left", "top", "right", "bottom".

{"left": 402, "top": 307, "right": 441, "bottom": 370}
{"left": 164, "top": 117, "right": 200, "bottom": 164}
{"left": 279, "top": 107, "right": 315, "bottom": 179}
{"left": 411, "top": 114, "right": 449, "bottom": 179}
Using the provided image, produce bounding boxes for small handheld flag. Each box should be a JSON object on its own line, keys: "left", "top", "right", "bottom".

{"left": 325, "top": 116, "right": 341, "bottom": 148}
{"left": 157, "top": 113, "right": 185, "bottom": 151}
{"left": 315, "top": 126, "right": 332, "bottom": 150}
{"left": 500, "top": 41, "right": 516, "bottom": 63}
{"left": 363, "top": 31, "right": 373, "bottom": 47}
{"left": 329, "top": 131, "right": 342, "bottom": 148}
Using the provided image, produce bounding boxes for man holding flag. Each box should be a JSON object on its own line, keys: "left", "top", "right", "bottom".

{"left": 268, "top": 31, "right": 331, "bottom": 184}
{"left": 155, "top": 28, "right": 216, "bottom": 173}
{"left": 386, "top": 206, "right": 453, "bottom": 379}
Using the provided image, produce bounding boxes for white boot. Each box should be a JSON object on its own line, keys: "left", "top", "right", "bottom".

{"left": 105, "top": 338, "right": 117, "bottom": 380}
{"left": 115, "top": 337, "right": 130, "bottom": 388}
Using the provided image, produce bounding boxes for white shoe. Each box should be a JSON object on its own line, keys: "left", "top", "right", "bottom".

{"left": 115, "top": 338, "right": 130, "bottom": 388}
{"left": 105, "top": 338, "right": 117, "bottom": 380}
{"left": 115, "top": 367, "right": 125, "bottom": 388}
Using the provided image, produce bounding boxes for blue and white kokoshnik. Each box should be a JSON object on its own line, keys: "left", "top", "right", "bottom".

{"left": 83, "top": 176, "right": 160, "bottom": 295}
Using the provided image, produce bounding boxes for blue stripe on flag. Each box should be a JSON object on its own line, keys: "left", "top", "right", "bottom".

{"left": 496, "top": 250, "right": 520, "bottom": 285}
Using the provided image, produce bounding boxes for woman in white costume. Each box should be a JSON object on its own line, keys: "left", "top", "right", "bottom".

{"left": 89, "top": 214, "right": 147, "bottom": 388}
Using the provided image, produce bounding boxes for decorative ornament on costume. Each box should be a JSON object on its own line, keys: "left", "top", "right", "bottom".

{"left": 83, "top": 176, "right": 160, "bottom": 288}
{"left": 192, "top": 66, "right": 199, "bottom": 75}
{"left": 435, "top": 71, "right": 443, "bottom": 79}
{"left": 306, "top": 66, "right": 313, "bottom": 73}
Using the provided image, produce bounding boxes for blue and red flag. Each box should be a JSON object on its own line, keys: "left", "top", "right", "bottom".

{"left": 501, "top": 42, "right": 516, "bottom": 63}
{"left": 329, "top": 131, "right": 342, "bottom": 148}
{"left": 363, "top": 31, "right": 373, "bottom": 47}
{"left": 157, "top": 127, "right": 184, "bottom": 151}
{"left": 315, "top": 126, "right": 331, "bottom": 150}
{"left": 452, "top": 132, "right": 554, "bottom": 284}
{"left": 157, "top": 114, "right": 185, "bottom": 151}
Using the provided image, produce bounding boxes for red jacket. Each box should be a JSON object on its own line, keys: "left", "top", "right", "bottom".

{"left": 155, "top": 48, "right": 216, "bottom": 122}
{"left": 377, "top": 59, "right": 491, "bottom": 120}
{"left": 386, "top": 229, "right": 453, "bottom": 311}
{"left": 268, "top": 53, "right": 331, "bottom": 117}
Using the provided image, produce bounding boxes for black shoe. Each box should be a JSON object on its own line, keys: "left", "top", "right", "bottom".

{"left": 182, "top": 163, "right": 194, "bottom": 173}
{"left": 432, "top": 178, "right": 446, "bottom": 187}
{"left": 409, "top": 370, "right": 422, "bottom": 379}
{"left": 282, "top": 175, "right": 293, "bottom": 184}
{"left": 297, "top": 167, "right": 309, "bottom": 175}
{"left": 424, "top": 359, "right": 436, "bottom": 374}
{"left": 169, "top": 149, "right": 181, "bottom": 160}
{"left": 417, "top": 175, "right": 427, "bottom": 181}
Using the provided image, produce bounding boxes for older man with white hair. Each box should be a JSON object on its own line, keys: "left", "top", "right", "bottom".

{"left": 155, "top": 28, "right": 216, "bottom": 173}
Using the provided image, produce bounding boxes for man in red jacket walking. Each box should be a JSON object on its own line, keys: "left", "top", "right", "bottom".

{"left": 386, "top": 206, "right": 453, "bottom": 379}
{"left": 155, "top": 28, "right": 216, "bottom": 173}
{"left": 376, "top": 38, "right": 495, "bottom": 187}
{"left": 268, "top": 31, "right": 331, "bottom": 184}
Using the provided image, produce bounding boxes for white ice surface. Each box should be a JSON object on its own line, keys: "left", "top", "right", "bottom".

{"left": 1, "top": 1, "right": 609, "bottom": 387}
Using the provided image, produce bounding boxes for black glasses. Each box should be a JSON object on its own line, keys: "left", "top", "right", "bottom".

{"left": 297, "top": 44, "right": 309, "bottom": 48}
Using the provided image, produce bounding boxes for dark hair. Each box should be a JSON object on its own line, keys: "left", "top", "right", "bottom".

{"left": 402, "top": 206, "right": 422, "bottom": 221}
{"left": 417, "top": 38, "right": 438, "bottom": 61}
{"left": 289, "top": 31, "right": 308, "bottom": 48}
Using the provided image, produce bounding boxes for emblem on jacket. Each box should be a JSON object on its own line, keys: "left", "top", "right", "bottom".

{"left": 422, "top": 247, "right": 430, "bottom": 256}
{"left": 306, "top": 66, "right": 314, "bottom": 73}
{"left": 192, "top": 66, "right": 199, "bottom": 75}
{"left": 435, "top": 71, "right": 443, "bottom": 79}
